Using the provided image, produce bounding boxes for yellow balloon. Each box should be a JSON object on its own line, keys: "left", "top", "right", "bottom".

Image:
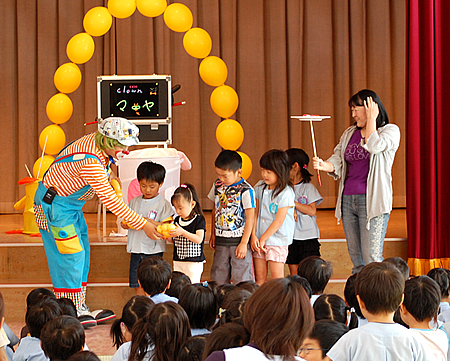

{"left": 183, "top": 28, "right": 212, "bottom": 59}
{"left": 33, "top": 155, "right": 55, "bottom": 179}
{"left": 210, "top": 85, "right": 239, "bottom": 118}
{"left": 108, "top": 0, "right": 136, "bottom": 18}
{"left": 237, "top": 151, "right": 252, "bottom": 180}
{"left": 199, "top": 56, "right": 228, "bottom": 87}
{"left": 216, "top": 119, "right": 244, "bottom": 150}
{"left": 163, "top": 3, "right": 193, "bottom": 32}
{"left": 46, "top": 93, "right": 73, "bottom": 125}
{"left": 66, "top": 33, "right": 95, "bottom": 64}
{"left": 137, "top": 0, "right": 167, "bottom": 17}
{"left": 54, "top": 63, "right": 82, "bottom": 94}
{"left": 83, "top": 6, "right": 113, "bottom": 37}
{"left": 39, "top": 125, "right": 66, "bottom": 156}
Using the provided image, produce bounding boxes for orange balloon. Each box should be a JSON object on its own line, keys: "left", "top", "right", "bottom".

{"left": 210, "top": 85, "right": 239, "bottom": 118}
{"left": 66, "top": 33, "right": 95, "bottom": 64}
{"left": 83, "top": 6, "right": 113, "bottom": 36}
{"left": 216, "top": 119, "right": 244, "bottom": 150}
{"left": 237, "top": 151, "right": 252, "bottom": 180}
{"left": 39, "top": 124, "right": 66, "bottom": 155}
{"left": 199, "top": 56, "right": 228, "bottom": 87}
{"left": 33, "top": 155, "right": 55, "bottom": 179}
{"left": 54, "top": 63, "right": 82, "bottom": 94}
{"left": 183, "top": 28, "right": 212, "bottom": 59}
{"left": 108, "top": 0, "right": 136, "bottom": 18}
{"left": 136, "top": 0, "right": 167, "bottom": 17}
{"left": 46, "top": 93, "right": 73, "bottom": 124}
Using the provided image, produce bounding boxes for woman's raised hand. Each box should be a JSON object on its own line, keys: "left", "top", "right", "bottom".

{"left": 364, "top": 96, "right": 379, "bottom": 122}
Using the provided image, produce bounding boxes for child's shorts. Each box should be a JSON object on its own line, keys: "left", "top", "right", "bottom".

{"left": 253, "top": 245, "right": 289, "bottom": 263}
{"left": 129, "top": 252, "right": 164, "bottom": 288}
{"left": 173, "top": 260, "right": 204, "bottom": 284}
{"left": 286, "top": 238, "right": 321, "bottom": 265}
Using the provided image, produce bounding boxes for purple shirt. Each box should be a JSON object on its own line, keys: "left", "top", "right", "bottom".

{"left": 343, "top": 129, "right": 370, "bottom": 195}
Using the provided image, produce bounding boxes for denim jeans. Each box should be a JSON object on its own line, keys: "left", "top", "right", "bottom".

{"left": 341, "top": 194, "right": 390, "bottom": 274}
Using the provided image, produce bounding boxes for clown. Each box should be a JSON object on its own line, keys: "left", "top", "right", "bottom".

{"left": 34, "top": 117, "right": 162, "bottom": 325}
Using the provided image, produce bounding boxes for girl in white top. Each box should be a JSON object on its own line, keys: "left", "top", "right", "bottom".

{"left": 251, "top": 149, "right": 295, "bottom": 285}
{"left": 285, "top": 148, "right": 323, "bottom": 275}
{"left": 400, "top": 275, "right": 449, "bottom": 361}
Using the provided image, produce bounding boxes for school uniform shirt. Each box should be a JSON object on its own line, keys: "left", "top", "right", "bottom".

{"left": 150, "top": 293, "right": 178, "bottom": 304}
{"left": 254, "top": 181, "right": 295, "bottom": 247}
{"left": 292, "top": 182, "right": 323, "bottom": 240}
{"left": 111, "top": 341, "right": 154, "bottom": 361}
{"left": 327, "top": 322, "right": 433, "bottom": 361}
{"left": 410, "top": 328, "right": 448, "bottom": 361}
{"left": 173, "top": 214, "right": 206, "bottom": 262}
{"left": 13, "top": 336, "right": 48, "bottom": 361}
{"left": 127, "top": 194, "right": 174, "bottom": 254}
{"left": 205, "top": 344, "right": 306, "bottom": 361}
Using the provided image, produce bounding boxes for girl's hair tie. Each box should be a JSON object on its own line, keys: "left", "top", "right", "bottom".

{"left": 303, "top": 165, "right": 308, "bottom": 170}
{"left": 181, "top": 184, "right": 188, "bottom": 188}
{"left": 202, "top": 281, "right": 208, "bottom": 287}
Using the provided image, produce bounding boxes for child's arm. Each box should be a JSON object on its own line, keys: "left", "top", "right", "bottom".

{"left": 236, "top": 207, "right": 255, "bottom": 259}
{"left": 250, "top": 199, "right": 260, "bottom": 253}
{"left": 294, "top": 201, "right": 317, "bottom": 217}
{"left": 169, "top": 227, "right": 204, "bottom": 245}
{"left": 209, "top": 204, "right": 216, "bottom": 249}
{"left": 258, "top": 206, "right": 290, "bottom": 251}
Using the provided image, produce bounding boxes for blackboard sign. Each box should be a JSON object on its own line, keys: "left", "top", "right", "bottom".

{"left": 97, "top": 75, "right": 171, "bottom": 122}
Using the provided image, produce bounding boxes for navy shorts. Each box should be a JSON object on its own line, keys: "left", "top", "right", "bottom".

{"left": 286, "top": 239, "right": 320, "bottom": 265}
{"left": 129, "top": 252, "right": 164, "bottom": 288}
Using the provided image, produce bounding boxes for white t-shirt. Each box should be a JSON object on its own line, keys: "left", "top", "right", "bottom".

{"left": 410, "top": 328, "right": 448, "bottom": 361}
{"left": 327, "top": 322, "right": 433, "bottom": 361}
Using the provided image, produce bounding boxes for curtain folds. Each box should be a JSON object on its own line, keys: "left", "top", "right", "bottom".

{"left": 406, "top": 0, "right": 450, "bottom": 275}
{"left": 1, "top": 0, "right": 405, "bottom": 212}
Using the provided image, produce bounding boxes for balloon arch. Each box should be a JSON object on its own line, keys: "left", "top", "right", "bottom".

{"left": 35, "top": 0, "right": 252, "bottom": 180}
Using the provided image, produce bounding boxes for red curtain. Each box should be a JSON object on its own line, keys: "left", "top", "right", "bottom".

{"left": 406, "top": 0, "right": 450, "bottom": 274}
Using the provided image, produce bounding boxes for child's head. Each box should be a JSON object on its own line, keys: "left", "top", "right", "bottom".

{"left": 67, "top": 351, "right": 100, "bottom": 361}
{"left": 214, "top": 150, "right": 242, "bottom": 186}
{"left": 26, "top": 297, "right": 62, "bottom": 339}
{"left": 297, "top": 256, "right": 333, "bottom": 295}
{"left": 355, "top": 262, "right": 404, "bottom": 316}
{"left": 236, "top": 280, "right": 259, "bottom": 294}
{"left": 286, "top": 148, "right": 313, "bottom": 183}
{"left": 166, "top": 271, "right": 192, "bottom": 299}
{"left": 171, "top": 183, "right": 203, "bottom": 219}
{"left": 137, "top": 256, "right": 172, "bottom": 297}
{"left": 179, "top": 283, "right": 218, "bottom": 330}
{"left": 243, "top": 277, "right": 314, "bottom": 358}
{"left": 427, "top": 268, "right": 450, "bottom": 300}
{"left": 383, "top": 257, "right": 410, "bottom": 281}
{"left": 300, "top": 320, "right": 348, "bottom": 361}
{"left": 130, "top": 302, "right": 190, "bottom": 361}
{"left": 26, "top": 288, "right": 55, "bottom": 307}
{"left": 287, "top": 275, "right": 313, "bottom": 299}
{"left": 203, "top": 323, "right": 250, "bottom": 359}
{"left": 56, "top": 298, "right": 77, "bottom": 318}
{"left": 344, "top": 274, "right": 364, "bottom": 319}
{"left": 402, "top": 275, "right": 440, "bottom": 324}
{"left": 110, "top": 295, "right": 154, "bottom": 349}
{"left": 313, "top": 294, "right": 349, "bottom": 325}
{"left": 41, "top": 315, "right": 85, "bottom": 361}
{"left": 177, "top": 335, "right": 207, "bottom": 361}
{"left": 136, "top": 161, "right": 165, "bottom": 199}
{"left": 259, "top": 149, "right": 291, "bottom": 197}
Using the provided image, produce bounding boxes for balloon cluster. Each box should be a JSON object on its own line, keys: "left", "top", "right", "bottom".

{"left": 39, "top": 0, "right": 252, "bottom": 180}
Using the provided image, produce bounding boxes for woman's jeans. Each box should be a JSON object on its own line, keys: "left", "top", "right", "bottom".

{"left": 341, "top": 194, "right": 390, "bottom": 274}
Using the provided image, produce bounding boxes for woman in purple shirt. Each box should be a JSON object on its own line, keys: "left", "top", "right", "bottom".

{"left": 313, "top": 90, "right": 400, "bottom": 274}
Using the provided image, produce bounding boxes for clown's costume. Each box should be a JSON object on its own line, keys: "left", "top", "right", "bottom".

{"left": 34, "top": 118, "right": 161, "bottom": 325}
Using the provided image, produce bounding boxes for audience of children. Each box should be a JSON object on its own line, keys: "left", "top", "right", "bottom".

{"left": 208, "top": 150, "right": 256, "bottom": 285}
{"left": 176, "top": 335, "right": 207, "bottom": 361}
{"left": 122, "top": 161, "right": 174, "bottom": 296}
{"left": 203, "top": 323, "right": 250, "bottom": 359}
{"left": 169, "top": 184, "right": 206, "bottom": 284}
{"left": 313, "top": 294, "right": 358, "bottom": 329}
{"left": 298, "top": 256, "right": 333, "bottom": 305}
{"left": 252, "top": 149, "right": 295, "bottom": 285}
{"left": 285, "top": 148, "right": 323, "bottom": 276}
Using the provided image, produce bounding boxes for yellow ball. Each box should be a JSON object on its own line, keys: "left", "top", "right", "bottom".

{"left": 210, "top": 85, "right": 239, "bottom": 118}
{"left": 183, "top": 27, "right": 212, "bottom": 59}
{"left": 39, "top": 125, "right": 66, "bottom": 156}
{"left": 216, "top": 119, "right": 244, "bottom": 150}
{"left": 163, "top": 3, "right": 193, "bottom": 32}
{"left": 199, "top": 56, "right": 228, "bottom": 87}
{"left": 54, "top": 63, "right": 82, "bottom": 94}
{"left": 237, "top": 151, "right": 252, "bottom": 180}
{"left": 33, "top": 155, "right": 55, "bottom": 179}
{"left": 108, "top": 0, "right": 136, "bottom": 18}
{"left": 66, "top": 33, "right": 95, "bottom": 64}
{"left": 83, "top": 6, "right": 113, "bottom": 36}
{"left": 46, "top": 93, "right": 73, "bottom": 124}
{"left": 136, "top": 0, "right": 167, "bottom": 17}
